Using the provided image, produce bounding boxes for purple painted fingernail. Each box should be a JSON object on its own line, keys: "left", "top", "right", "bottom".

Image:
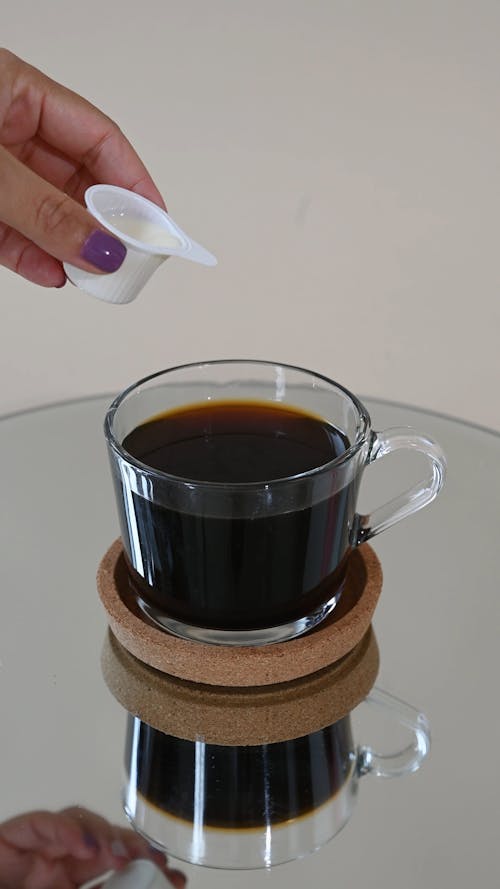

{"left": 83, "top": 831, "right": 100, "bottom": 851}
{"left": 81, "top": 230, "right": 127, "bottom": 272}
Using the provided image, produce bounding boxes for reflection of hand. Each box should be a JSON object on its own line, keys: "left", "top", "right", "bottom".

{"left": 0, "top": 49, "right": 165, "bottom": 288}
{"left": 0, "top": 806, "right": 186, "bottom": 888}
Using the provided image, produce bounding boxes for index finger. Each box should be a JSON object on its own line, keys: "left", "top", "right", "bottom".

{"left": 0, "top": 809, "right": 96, "bottom": 861}
{"left": 24, "top": 59, "right": 166, "bottom": 207}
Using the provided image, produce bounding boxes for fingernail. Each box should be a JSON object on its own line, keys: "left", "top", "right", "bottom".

{"left": 111, "top": 839, "right": 130, "bottom": 859}
{"left": 81, "top": 230, "right": 127, "bottom": 273}
{"left": 166, "top": 870, "right": 187, "bottom": 888}
{"left": 83, "top": 831, "right": 100, "bottom": 851}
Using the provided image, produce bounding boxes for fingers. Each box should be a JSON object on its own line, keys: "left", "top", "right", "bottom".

{"left": 109, "top": 830, "right": 187, "bottom": 888}
{"left": 111, "top": 829, "right": 186, "bottom": 887}
{"left": 0, "top": 49, "right": 165, "bottom": 209}
{"left": 0, "top": 145, "right": 126, "bottom": 276}
{"left": 12, "top": 134, "right": 94, "bottom": 205}
{"left": 0, "top": 809, "right": 97, "bottom": 861}
{"left": 161, "top": 866, "right": 188, "bottom": 888}
{"left": 60, "top": 807, "right": 187, "bottom": 887}
{"left": 39, "top": 88, "right": 166, "bottom": 208}
{"left": 60, "top": 806, "right": 135, "bottom": 866}
{"left": 0, "top": 807, "right": 187, "bottom": 888}
{"left": 0, "top": 223, "right": 65, "bottom": 287}
{"left": 0, "top": 49, "right": 167, "bottom": 288}
{"left": 23, "top": 858, "right": 74, "bottom": 889}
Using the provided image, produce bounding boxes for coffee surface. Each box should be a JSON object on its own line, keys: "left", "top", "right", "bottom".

{"left": 119, "top": 400, "right": 355, "bottom": 630}
{"left": 123, "top": 400, "right": 347, "bottom": 483}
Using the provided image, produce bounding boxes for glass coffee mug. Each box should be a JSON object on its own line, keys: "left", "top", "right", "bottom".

{"left": 105, "top": 360, "right": 446, "bottom": 644}
{"left": 123, "top": 688, "right": 430, "bottom": 869}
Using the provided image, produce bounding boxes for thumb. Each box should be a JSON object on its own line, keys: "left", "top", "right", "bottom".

{"left": 0, "top": 145, "right": 126, "bottom": 274}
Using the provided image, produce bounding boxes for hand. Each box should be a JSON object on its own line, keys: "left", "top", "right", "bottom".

{"left": 0, "top": 806, "right": 186, "bottom": 889}
{"left": 0, "top": 49, "right": 165, "bottom": 288}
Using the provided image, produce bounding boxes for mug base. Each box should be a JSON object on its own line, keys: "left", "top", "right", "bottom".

{"left": 135, "top": 584, "right": 344, "bottom": 647}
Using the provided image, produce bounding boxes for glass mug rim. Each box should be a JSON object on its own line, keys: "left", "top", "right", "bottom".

{"left": 104, "top": 358, "right": 371, "bottom": 490}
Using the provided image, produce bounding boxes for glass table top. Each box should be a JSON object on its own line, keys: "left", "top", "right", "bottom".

{"left": 0, "top": 395, "right": 498, "bottom": 888}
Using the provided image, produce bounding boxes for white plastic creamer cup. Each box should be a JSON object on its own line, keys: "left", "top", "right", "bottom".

{"left": 63, "top": 184, "right": 217, "bottom": 304}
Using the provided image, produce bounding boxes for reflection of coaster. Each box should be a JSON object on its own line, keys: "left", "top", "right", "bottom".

{"left": 97, "top": 540, "right": 382, "bottom": 687}
{"left": 101, "top": 626, "right": 379, "bottom": 745}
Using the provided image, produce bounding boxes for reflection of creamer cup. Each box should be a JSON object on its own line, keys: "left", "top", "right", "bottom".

{"left": 63, "top": 185, "right": 217, "bottom": 304}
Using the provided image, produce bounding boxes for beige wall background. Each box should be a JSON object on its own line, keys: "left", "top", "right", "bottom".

{"left": 1, "top": 0, "right": 499, "bottom": 429}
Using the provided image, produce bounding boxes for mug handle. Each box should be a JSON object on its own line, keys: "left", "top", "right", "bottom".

{"left": 357, "top": 687, "right": 431, "bottom": 778}
{"left": 351, "top": 427, "right": 446, "bottom": 545}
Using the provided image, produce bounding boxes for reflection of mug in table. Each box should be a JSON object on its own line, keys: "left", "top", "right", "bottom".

{"left": 124, "top": 715, "right": 356, "bottom": 869}
{"left": 101, "top": 627, "right": 430, "bottom": 870}
{"left": 105, "top": 360, "right": 446, "bottom": 646}
{"left": 123, "top": 689, "right": 430, "bottom": 870}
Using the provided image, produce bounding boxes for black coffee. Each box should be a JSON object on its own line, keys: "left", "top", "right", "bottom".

{"left": 125, "top": 716, "right": 354, "bottom": 829}
{"left": 123, "top": 400, "right": 347, "bottom": 483}
{"left": 120, "top": 400, "right": 356, "bottom": 630}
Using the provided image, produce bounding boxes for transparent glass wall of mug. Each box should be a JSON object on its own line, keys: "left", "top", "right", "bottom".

{"left": 105, "top": 361, "right": 446, "bottom": 645}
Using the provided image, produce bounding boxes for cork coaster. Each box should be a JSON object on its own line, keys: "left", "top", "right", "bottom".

{"left": 97, "top": 540, "right": 382, "bottom": 687}
{"left": 101, "top": 625, "right": 379, "bottom": 746}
